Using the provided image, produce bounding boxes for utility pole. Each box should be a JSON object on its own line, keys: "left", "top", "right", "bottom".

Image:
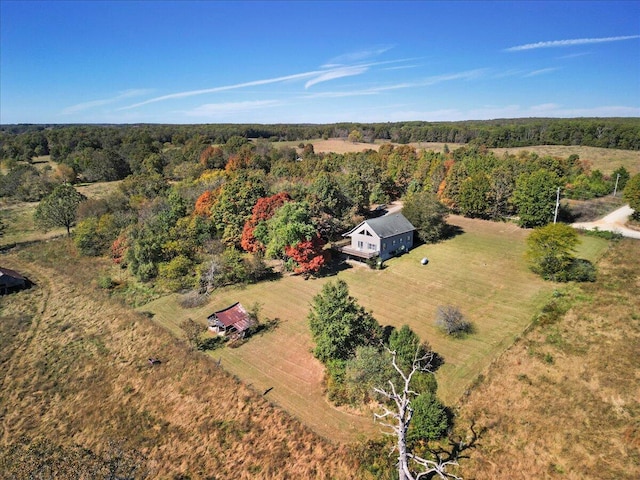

{"left": 553, "top": 187, "right": 560, "bottom": 224}
{"left": 613, "top": 173, "right": 621, "bottom": 197}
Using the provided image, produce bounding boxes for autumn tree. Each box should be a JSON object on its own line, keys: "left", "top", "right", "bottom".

{"left": 210, "top": 171, "right": 267, "bottom": 245}
{"left": 257, "top": 201, "right": 317, "bottom": 261}
{"left": 284, "top": 234, "right": 329, "bottom": 276}
{"left": 193, "top": 190, "right": 217, "bottom": 217}
{"left": 240, "top": 192, "right": 292, "bottom": 253}
{"left": 34, "top": 183, "right": 86, "bottom": 236}
{"left": 199, "top": 145, "right": 226, "bottom": 169}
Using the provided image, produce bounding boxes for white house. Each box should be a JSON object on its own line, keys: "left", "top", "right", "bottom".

{"left": 340, "top": 213, "right": 416, "bottom": 261}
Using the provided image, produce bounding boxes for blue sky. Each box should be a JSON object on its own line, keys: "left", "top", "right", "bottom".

{"left": 1, "top": 1, "right": 639, "bottom": 124}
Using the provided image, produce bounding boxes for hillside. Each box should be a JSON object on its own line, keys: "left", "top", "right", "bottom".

{"left": 0, "top": 242, "right": 361, "bottom": 479}
{"left": 457, "top": 238, "right": 640, "bottom": 479}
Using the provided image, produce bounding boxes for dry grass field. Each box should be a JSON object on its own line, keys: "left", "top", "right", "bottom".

{"left": 280, "top": 139, "right": 639, "bottom": 174}
{"left": 142, "top": 216, "right": 609, "bottom": 443}
{"left": 276, "top": 138, "right": 451, "bottom": 154}
{"left": 456, "top": 238, "right": 640, "bottom": 479}
{"left": 0, "top": 243, "right": 362, "bottom": 478}
{"left": 0, "top": 179, "right": 121, "bottom": 249}
{"left": 491, "top": 145, "right": 640, "bottom": 175}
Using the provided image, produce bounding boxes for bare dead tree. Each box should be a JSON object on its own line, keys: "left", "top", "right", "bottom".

{"left": 373, "top": 348, "right": 463, "bottom": 480}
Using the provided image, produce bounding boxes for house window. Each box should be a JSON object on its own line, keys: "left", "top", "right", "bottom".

{"left": 382, "top": 243, "right": 387, "bottom": 251}
{"left": 400, "top": 237, "right": 404, "bottom": 243}
{"left": 392, "top": 239, "right": 396, "bottom": 246}
{"left": 368, "top": 243, "right": 376, "bottom": 250}
{"left": 407, "top": 235, "right": 411, "bottom": 241}
{"left": 357, "top": 240, "right": 364, "bottom": 249}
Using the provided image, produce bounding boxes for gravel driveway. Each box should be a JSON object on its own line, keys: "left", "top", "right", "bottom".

{"left": 572, "top": 204, "right": 640, "bottom": 239}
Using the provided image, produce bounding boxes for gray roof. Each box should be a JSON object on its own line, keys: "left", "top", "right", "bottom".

{"left": 346, "top": 213, "right": 415, "bottom": 238}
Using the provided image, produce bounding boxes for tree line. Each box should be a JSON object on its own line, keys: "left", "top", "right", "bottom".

{"left": 1, "top": 116, "right": 639, "bottom": 164}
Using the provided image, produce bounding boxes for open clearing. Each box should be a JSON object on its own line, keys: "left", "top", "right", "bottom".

{"left": 491, "top": 145, "right": 640, "bottom": 174}
{"left": 142, "top": 216, "right": 609, "bottom": 441}
{"left": 278, "top": 138, "right": 639, "bottom": 174}
{"left": 0, "top": 180, "right": 121, "bottom": 249}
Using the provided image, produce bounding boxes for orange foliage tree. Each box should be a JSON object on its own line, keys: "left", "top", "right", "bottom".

{"left": 194, "top": 190, "right": 216, "bottom": 217}
{"left": 199, "top": 146, "right": 225, "bottom": 169}
{"left": 240, "top": 192, "right": 292, "bottom": 253}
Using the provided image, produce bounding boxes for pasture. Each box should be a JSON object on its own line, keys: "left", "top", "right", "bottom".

{"left": 278, "top": 138, "right": 639, "bottom": 174}
{"left": 141, "top": 216, "right": 609, "bottom": 441}
{"left": 491, "top": 145, "right": 640, "bottom": 175}
{"left": 0, "top": 179, "right": 121, "bottom": 249}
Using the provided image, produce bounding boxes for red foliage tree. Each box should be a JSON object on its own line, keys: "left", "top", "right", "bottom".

{"left": 241, "top": 192, "right": 292, "bottom": 253}
{"left": 110, "top": 235, "right": 128, "bottom": 265}
{"left": 285, "top": 234, "right": 329, "bottom": 276}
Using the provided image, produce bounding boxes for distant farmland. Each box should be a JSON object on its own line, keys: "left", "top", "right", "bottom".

{"left": 142, "top": 215, "right": 609, "bottom": 441}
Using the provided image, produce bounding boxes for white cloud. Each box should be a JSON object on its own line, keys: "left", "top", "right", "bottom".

{"left": 119, "top": 70, "right": 325, "bottom": 110}
{"left": 506, "top": 35, "right": 640, "bottom": 52}
{"left": 323, "top": 46, "right": 394, "bottom": 66}
{"left": 523, "top": 67, "right": 559, "bottom": 77}
{"left": 304, "top": 65, "right": 370, "bottom": 89}
{"left": 61, "top": 89, "right": 153, "bottom": 114}
{"left": 185, "top": 100, "right": 281, "bottom": 117}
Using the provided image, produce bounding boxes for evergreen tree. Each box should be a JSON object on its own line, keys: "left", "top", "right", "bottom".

{"left": 308, "top": 279, "right": 382, "bottom": 363}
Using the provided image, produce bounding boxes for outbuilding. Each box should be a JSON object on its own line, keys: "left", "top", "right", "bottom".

{"left": 0, "top": 267, "right": 27, "bottom": 294}
{"left": 207, "top": 302, "right": 255, "bottom": 337}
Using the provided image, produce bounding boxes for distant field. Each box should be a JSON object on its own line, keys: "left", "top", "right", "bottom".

{"left": 274, "top": 139, "right": 639, "bottom": 174}
{"left": 275, "top": 138, "right": 451, "bottom": 154}
{"left": 141, "top": 216, "right": 609, "bottom": 441}
{"left": 491, "top": 145, "right": 640, "bottom": 175}
{"left": 0, "top": 180, "right": 121, "bottom": 248}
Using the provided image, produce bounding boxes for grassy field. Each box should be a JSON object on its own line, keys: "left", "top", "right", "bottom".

{"left": 1, "top": 245, "right": 361, "bottom": 478}
{"left": 491, "top": 145, "right": 640, "bottom": 175}
{"left": 0, "top": 180, "right": 121, "bottom": 249}
{"left": 457, "top": 238, "right": 640, "bottom": 479}
{"left": 274, "top": 138, "right": 639, "bottom": 174}
{"left": 142, "top": 216, "right": 609, "bottom": 442}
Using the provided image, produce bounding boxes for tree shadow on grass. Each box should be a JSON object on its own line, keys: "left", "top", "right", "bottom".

{"left": 313, "top": 257, "right": 354, "bottom": 279}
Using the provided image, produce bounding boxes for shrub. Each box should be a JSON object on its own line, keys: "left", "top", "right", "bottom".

{"left": 97, "top": 275, "right": 114, "bottom": 290}
{"left": 565, "top": 258, "right": 597, "bottom": 282}
{"left": 435, "top": 305, "right": 472, "bottom": 336}
{"left": 178, "top": 291, "right": 209, "bottom": 309}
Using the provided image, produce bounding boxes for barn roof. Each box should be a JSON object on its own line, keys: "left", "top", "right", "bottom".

{"left": 0, "top": 267, "right": 27, "bottom": 290}
{"left": 344, "top": 213, "right": 415, "bottom": 239}
{"left": 0, "top": 267, "right": 25, "bottom": 280}
{"left": 207, "top": 302, "right": 254, "bottom": 332}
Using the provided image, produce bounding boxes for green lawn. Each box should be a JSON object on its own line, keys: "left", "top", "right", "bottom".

{"left": 141, "top": 216, "right": 609, "bottom": 442}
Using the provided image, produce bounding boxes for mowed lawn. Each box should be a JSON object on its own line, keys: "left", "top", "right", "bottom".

{"left": 141, "top": 216, "right": 609, "bottom": 442}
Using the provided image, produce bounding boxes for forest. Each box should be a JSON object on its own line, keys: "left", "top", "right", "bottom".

{"left": 1, "top": 119, "right": 635, "bottom": 292}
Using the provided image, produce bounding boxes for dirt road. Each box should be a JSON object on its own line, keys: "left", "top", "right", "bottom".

{"left": 572, "top": 204, "right": 640, "bottom": 239}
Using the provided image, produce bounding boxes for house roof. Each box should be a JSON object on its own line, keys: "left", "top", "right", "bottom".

{"left": 345, "top": 213, "right": 415, "bottom": 239}
{"left": 207, "top": 302, "right": 254, "bottom": 332}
